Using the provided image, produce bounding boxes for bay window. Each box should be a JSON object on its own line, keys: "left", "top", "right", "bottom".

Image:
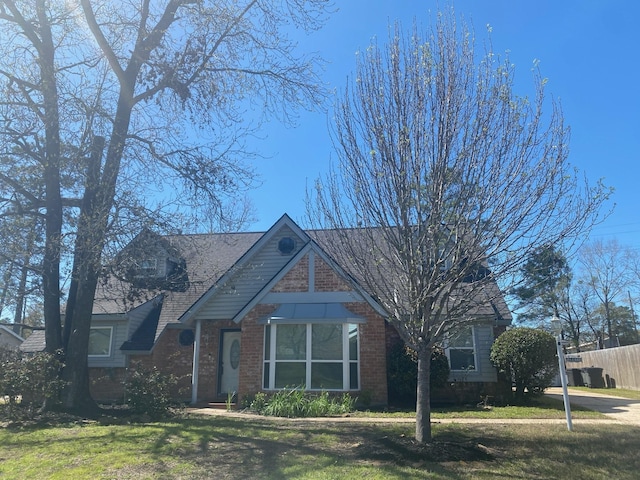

{"left": 263, "top": 323, "right": 359, "bottom": 390}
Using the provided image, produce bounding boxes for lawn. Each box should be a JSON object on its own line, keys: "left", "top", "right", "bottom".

{"left": 570, "top": 386, "right": 640, "bottom": 400}
{"left": 355, "top": 393, "right": 605, "bottom": 419}
{"left": 0, "top": 411, "right": 637, "bottom": 479}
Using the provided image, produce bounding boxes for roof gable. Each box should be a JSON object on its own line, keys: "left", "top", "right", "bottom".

{"left": 120, "top": 299, "right": 163, "bottom": 352}
{"left": 0, "top": 325, "right": 24, "bottom": 345}
{"left": 180, "top": 214, "right": 311, "bottom": 324}
{"left": 230, "top": 238, "right": 389, "bottom": 323}
{"left": 19, "top": 329, "right": 44, "bottom": 353}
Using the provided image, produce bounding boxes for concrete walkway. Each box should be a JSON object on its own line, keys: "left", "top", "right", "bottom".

{"left": 188, "top": 387, "right": 640, "bottom": 426}
{"left": 545, "top": 387, "right": 640, "bottom": 426}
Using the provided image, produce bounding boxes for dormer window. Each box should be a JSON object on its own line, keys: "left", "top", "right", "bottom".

{"left": 114, "top": 230, "right": 190, "bottom": 291}
{"left": 135, "top": 258, "right": 158, "bottom": 277}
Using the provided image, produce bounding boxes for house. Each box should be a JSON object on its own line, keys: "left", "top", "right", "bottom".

{"left": 24, "top": 214, "right": 512, "bottom": 406}
{"left": 0, "top": 324, "right": 24, "bottom": 350}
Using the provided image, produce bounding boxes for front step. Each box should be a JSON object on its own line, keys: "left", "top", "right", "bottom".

{"left": 207, "top": 402, "right": 236, "bottom": 410}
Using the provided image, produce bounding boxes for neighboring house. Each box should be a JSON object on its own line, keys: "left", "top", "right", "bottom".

{"left": 22, "top": 214, "right": 512, "bottom": 406}
{"left": 0, "top": 324, "right": 24, "bottom": 349}
{"left": 18, "top": 329, "right": 44, "bottom": 353}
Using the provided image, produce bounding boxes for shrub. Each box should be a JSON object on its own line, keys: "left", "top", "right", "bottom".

{"left": 0, "top": 347, "right": 64, "bottom": 418}
{"left": 386, "top": 343, "right": 450, "bottom": 406}
{"left": 124, "top": 366, "right": 177, "bottom": 419}
{"left": 490, "top": 327, "right": 557, "bottom": 400}
{"left": 0, "top": 347, "right": 23, "bottom": 406}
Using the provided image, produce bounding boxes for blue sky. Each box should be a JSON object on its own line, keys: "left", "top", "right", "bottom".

{"left": 246, "top": 1, "right": 640, "bottom": 251}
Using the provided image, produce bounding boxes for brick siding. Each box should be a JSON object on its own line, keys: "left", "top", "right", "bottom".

{"left": 235, "top": 255, "right": 389, "bottom": 407}
{"left": 90, "top": 253, "right": 390, "bottom": 407}
{"left": 271, "top": 254, "right": 309, "bottom": 292}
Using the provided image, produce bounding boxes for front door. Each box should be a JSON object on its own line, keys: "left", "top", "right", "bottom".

{"left": 219, "top": 330, "right": 241, "bottom": 395}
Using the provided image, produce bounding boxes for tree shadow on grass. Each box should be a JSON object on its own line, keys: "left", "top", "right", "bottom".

{"left": 143, "top": 416, "right": 497, "bottom": 478}
{"left": 352, "top": 430, "right": 494, "bottom": 464}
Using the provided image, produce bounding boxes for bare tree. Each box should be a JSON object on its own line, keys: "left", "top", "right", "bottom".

{"left": 555, "top": 280, "right": 592, "bottom": 351}
{"left": 307, "top": 12, "right": 610, "bottom": 443}
{"left": 578, "top": 239, "right": 635, "bottom": 347}
{"left": 0, "top": 0, "right": 330, "bottom": 412}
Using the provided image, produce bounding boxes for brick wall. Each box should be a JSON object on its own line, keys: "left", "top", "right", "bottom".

{"left": 238, "top": 304, "right": 277, "bottom": 401}
{"left": 89, "top": 367, "right": 127, "bottom": 403}
{"left": 235, "top": 254, "right": 389, "bottom": 407}
{"left": 271, "top": 254, "right": 309, "bottom": 292}
{"left": 346, "top": 302, "right": 388, "bottom": 406}
{"left": 314, "top": 255, "right": 352, "bottom": 292}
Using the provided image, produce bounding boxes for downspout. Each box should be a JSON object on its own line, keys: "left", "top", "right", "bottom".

{"left": 191, "top": 319, "right": 201, "bottom": 405}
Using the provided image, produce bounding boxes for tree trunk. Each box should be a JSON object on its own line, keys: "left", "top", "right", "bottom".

{"left": 415, "top": 347, "right": 432, "bottom": 443}
{"left": 0, "top": 262, "right": 15, "bottom": 332}
{"left": 37, "top": 0, "right": 64, "bottom": 354}
{"left": 13, "top": 230, "right": 36, "bottom": 335}
{"left": 61, "top": 136, "right": 105, "bottom": 414}
{"left": 514, "top": 382, "right": 526, "bottom": 400}
{"left": 61, "top": 274, "right": 99, "bottom": 414}
{"left": 12, "top": 262, "right": 28, "bottom": 332}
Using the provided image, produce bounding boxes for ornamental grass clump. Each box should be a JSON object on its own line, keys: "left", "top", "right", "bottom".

{"left": 248, "top": 387, "right": 355, "bottom": 418}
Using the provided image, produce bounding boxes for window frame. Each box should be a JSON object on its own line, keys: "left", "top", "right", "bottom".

{"left": 445, "top": 325, "right": 477, "bottom": 372}
{"left": 134, "top": 257, "right": 158, "bottom": 278}
{"left": 88, "top": 326, "right": 114, "bottom": 358}
{"left": 263, "top": 322, "right": 359, "bottom": 391}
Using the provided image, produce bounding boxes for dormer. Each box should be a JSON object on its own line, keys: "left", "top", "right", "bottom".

{"left": 114, "top": 229, "right": 189, "bottom": 292}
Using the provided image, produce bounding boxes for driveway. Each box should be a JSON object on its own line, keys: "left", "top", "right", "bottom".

{"left": 545, "top": 387, "right": 640, "bottom": 426}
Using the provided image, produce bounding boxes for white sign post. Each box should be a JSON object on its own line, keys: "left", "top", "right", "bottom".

{"left": 556, "top": 335, "right": 573, "bottom": 431}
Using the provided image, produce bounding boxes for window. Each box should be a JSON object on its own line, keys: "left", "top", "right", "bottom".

{"left": 88, "top": 327, "right": 113, "bottom": 357}
{"left": 134, "top": 258, "right": 158, "bottom": 277}
{"left": 263, "top": 323, "right": 359, "bottom": 390}
{"left": 277, "top": 237, "right": 296, "bottom": 255}
{"left": 446, "top": 326, "right": 476, "bottom": 371}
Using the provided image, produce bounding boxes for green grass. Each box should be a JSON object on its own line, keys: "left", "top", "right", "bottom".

{"left": 354, "top": 394, "right": 605, "bottom": 419}
{"left": 0, "top": 414, "right": 638, "bottom": 479}
{"left": 570, "top": 386, "right": 640, "bottom": 400}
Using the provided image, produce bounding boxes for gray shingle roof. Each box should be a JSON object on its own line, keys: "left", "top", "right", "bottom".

{"left": 19, "top": 329, "right": 45, "bottom": 353}
{"left": 28, "top": 215, "right": 512, "bottom": 354}
{"left": 94, "top": 231, "right": 264, "bottom": 343}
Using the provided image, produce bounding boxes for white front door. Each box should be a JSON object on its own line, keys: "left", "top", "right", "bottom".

{"left": 220, "top": 331, "right": 241, "bottom": 395}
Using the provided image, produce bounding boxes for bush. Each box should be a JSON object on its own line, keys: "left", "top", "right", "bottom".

{"left": 124, "top": 366, "right": 177, "bottom": 419}
{"left": 0, "top": 347, "right": 64, "bottom": 417}
{"left": 490, "top": 327, "right": 557, "bottom": 400}
{"left": 247, "top": 388, "right": 355, "bottom": 417}
{"left": 386, "top": 343, "right": 450, "bottom": 406}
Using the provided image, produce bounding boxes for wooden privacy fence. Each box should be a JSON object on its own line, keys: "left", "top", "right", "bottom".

{"left": 569, "top": 344, "right": 640, "bottom": 390}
